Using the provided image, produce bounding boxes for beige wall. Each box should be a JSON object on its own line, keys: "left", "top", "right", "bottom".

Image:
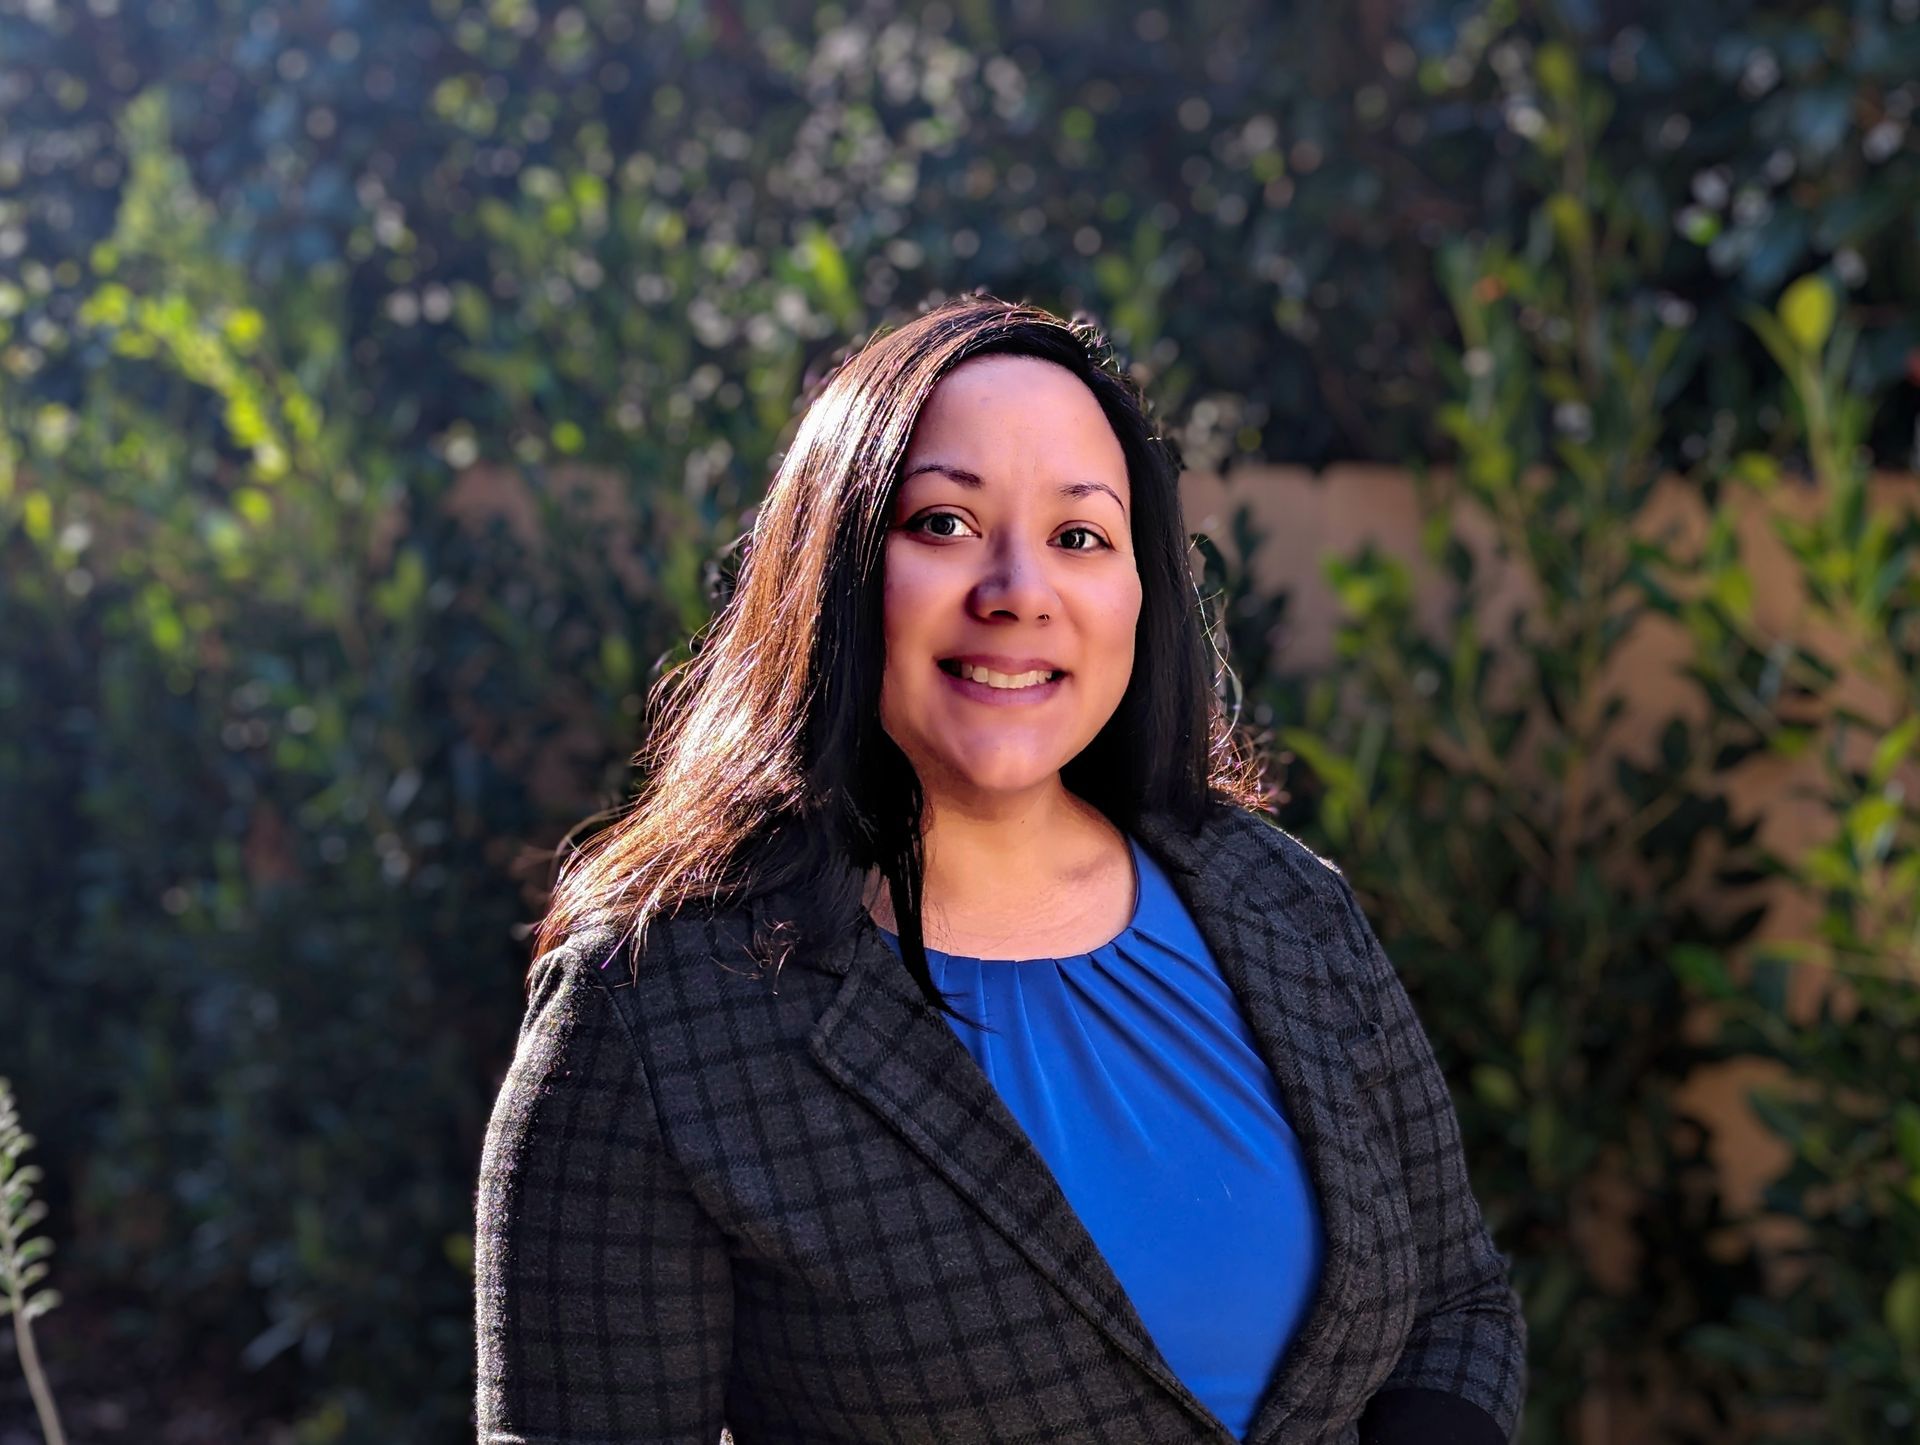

{"left": 1181, "top": 462, "right": 1916, "bottom": 1271}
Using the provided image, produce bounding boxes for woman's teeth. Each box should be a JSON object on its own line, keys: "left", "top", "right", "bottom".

{"left": 947, "top": 661, "right": 1058, "bottom": 689}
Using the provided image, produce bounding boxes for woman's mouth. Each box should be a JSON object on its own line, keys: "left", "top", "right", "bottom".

{"left": 936, "top": 658, "right": 1068, "bottom": 705}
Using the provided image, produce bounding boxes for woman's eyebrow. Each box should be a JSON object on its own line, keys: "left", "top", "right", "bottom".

{"left": 900, "top": 461, "right": 1127, "bottom": 517}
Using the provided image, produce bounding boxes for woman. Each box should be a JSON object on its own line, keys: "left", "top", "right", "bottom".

{"left": 475, "top": 295, "right": 1527, "bottom": 1444}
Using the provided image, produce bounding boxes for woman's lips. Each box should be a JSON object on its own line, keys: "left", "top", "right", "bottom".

{"left": 937, "top": 660, "right": 1067, "bottom": 707}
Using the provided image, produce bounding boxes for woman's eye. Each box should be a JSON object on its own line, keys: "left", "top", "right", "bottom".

{"left": 903, "top": 513, "right": 1109, "bottom": 551}
{"left": 906, "top": 511, "right": 974, "bottom": 538}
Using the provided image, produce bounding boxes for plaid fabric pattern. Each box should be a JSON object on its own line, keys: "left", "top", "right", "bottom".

{"left": 475, "top": 802, "right": 1527, "bottom": 1443}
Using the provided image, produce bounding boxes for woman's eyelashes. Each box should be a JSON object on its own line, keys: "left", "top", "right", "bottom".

{"left": 901, "top": 510, "right": 1113, "bottom": 551}
{"left": 1057, "top": 526, "right": 1112, "bottom": 552}
{"left": 902, "top": 510, "right": 973, "bottom": 539}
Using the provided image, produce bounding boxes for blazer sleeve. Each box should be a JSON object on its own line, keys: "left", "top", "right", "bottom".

{"left": 1328, "top": 877, "right": 1530, "bottom": 1445}
{"left": 475, "top": 942, "right": 733, "bottom": 1444}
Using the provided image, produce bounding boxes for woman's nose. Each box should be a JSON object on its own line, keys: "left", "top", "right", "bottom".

{"left": 969, "top": 537, "right": 1061, "bottom": 621}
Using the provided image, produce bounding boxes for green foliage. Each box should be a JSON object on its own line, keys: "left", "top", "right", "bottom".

{"left": 1, "top": 1076, "right": 69, "bottom": 1445}
{"left": 0, "top": 1077, "right": 62, "bottom": 1327}
{"left": 3, "top": 62, "right": 708, "bottom": 1445}
{"left": 1275, "top": 257, "right": 1773, "bottom": 1445}
{"left": 1664, "top": 277, "right": 1920, "bottom": 1444}
{"left": 5, "top": 0, "right": 1919, "bottom": 483}
{"left": 1258, "top": 22, "right": 1917, "bottom": 1441}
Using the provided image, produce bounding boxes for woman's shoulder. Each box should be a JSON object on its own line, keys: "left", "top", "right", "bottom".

{"left": 544, "top": 888, "right": 854, "bottom": 1021}
{"left": 1217, "top": 799, "right": 1345, "bottom": 870}
{"left": 1157, "top": 797, "right": 1353, "bottom": 899}
{"left": 527, "top": 898, "right": 853, "bottom": 1107}
{"left": 546, "top": 896, "right": 772, "bottom": 987}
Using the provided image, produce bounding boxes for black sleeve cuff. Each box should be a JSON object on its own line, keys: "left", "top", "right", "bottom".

{"left": 1358, "top": 1387, "right": 1508, "bottom": 1445}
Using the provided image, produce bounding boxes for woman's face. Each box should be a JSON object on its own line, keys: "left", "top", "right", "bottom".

{"left": 878, "top": 354, "right": 1143, "bottom": 810}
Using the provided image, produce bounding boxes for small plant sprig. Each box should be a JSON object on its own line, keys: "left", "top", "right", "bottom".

{"left": 1, "top": 1076, "right": 67, "bottom": 1445}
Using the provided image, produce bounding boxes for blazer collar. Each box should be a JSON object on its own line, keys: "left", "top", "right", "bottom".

{"left": 806, "top": 802, "right": 1385, "bottom": 1443}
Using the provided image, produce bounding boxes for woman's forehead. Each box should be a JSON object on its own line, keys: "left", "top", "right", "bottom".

{"left": 904, "top": 357, "right": 1127, "bottom": 484}
{"left": 917, "top": 353, "right": 1098, "bottom": 415}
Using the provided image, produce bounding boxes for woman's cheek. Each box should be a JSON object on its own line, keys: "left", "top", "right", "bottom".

{"left": 878, "top": 553, "right": 938, "bottom": 740}
{"left": 1097, "top": 574, "right": 1144, "bottom": 680}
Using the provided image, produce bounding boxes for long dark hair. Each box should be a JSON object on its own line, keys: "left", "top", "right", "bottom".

{"left": 532, "top": 292, "right": 1270, "bottom": 1019}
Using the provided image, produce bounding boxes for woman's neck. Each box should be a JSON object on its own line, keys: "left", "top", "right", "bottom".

{"left": 861, "top": 784, "right": 1124, "bottom": 938}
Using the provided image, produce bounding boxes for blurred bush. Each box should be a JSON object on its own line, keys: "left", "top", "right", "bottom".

{"left": 1258, "top": 35, "right": 1919, "bottom": 1445}
{"left": 4, "top": 0, "right": 1917, "bottom": 478}
{"left": 1660, "top": 279, "right": 1920, "bottom": 1441}
{"left": 0, "top": 0, "right": 1916, "bottom": 1441}
{"left": 1, "top": 76, "right": 712, "bottom": 1442}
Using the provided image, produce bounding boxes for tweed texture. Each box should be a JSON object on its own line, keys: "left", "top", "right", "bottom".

{"left": 475, "top": 802, "right": 1527, "bottom": 1443}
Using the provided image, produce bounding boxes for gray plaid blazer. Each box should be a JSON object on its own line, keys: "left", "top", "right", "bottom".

{"left": 475, "top": 802, "right": 1527, "bottom": 1443}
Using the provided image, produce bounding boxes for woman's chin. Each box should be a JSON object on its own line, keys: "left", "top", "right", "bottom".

{"left": 930, "top": 756, "right": 1073, "bottom": 800}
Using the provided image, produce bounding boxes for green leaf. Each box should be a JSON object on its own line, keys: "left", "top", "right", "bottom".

{"left": 1868, "top": 715, "right": 1920, "bottom": 789}
{"left": 1536, "top": 42, "right": 1578, "bottom": 104}
{"left": 1680, "top": 210, "right": 1721, "bottom": 245}
{"left": 1545, "top": 193, "right": 1590, "bottom": 257}
{"left": 374, "top": 547, "right": 428, "bottom": 622}
{"left": 444, "top": 1231, "right": 475, "bottom": 1274}
{"left": 1527, "top": 1096, "right": 1560, "bottom": 1177}
{"left": 1671, "top": 944, "right": 1736, "bottom": 999}
{"left": 1894, "top": 1103, "right": 1920, "bottom": 1175}
{"left": 22, "top": 1289, "right": 60, "bottom": 1322}
{"left": 599, "top": 633, "right": 635, "bottom": 693}
{"left": 1473, "top": 1064, "right": 1522, "bottom": 1112}
{"left": 1709, "top": 562, "right": 1754, "bottom": 622}
{"left": 1278, "top": 729, "right": 1359, "bottom": 798}
{"left": 1778, "top": 274, "right": 1836, "bottom": 354}
{"left": 222, "top": 306, "right": 265, "bottom": 353}
{"left": 1846, "top": 795, "right": 1900, "bottom": 863}
{"left": 1887, "top": 1270, "right": 1920, "bottom": 1355}
{"left": 1767, "top": 725, "right": 1815, "bottom": 760}
{"left": 1730, "top": 451, "right": 1781, "bottom": 492}
{"left": 794, "top": 221, "right": 856, "bottom": 325}
{"left": 1450, "top": 626, "right": 1480, "bottom": 704}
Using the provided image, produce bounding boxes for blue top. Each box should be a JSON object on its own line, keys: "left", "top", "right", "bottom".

{"left": 875, "top": 833, "right": 1325, "bottom": 1439}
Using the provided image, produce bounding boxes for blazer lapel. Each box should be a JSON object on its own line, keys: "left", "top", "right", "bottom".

{"left": 806, "top": 911, "right": 1234, "bottom": 1438}
{"left": 1132, "top": 808, "right": 1385, "bottom": 1444}
{"left": 806, "top": 805, "right": 1384, "bottom": 1444}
